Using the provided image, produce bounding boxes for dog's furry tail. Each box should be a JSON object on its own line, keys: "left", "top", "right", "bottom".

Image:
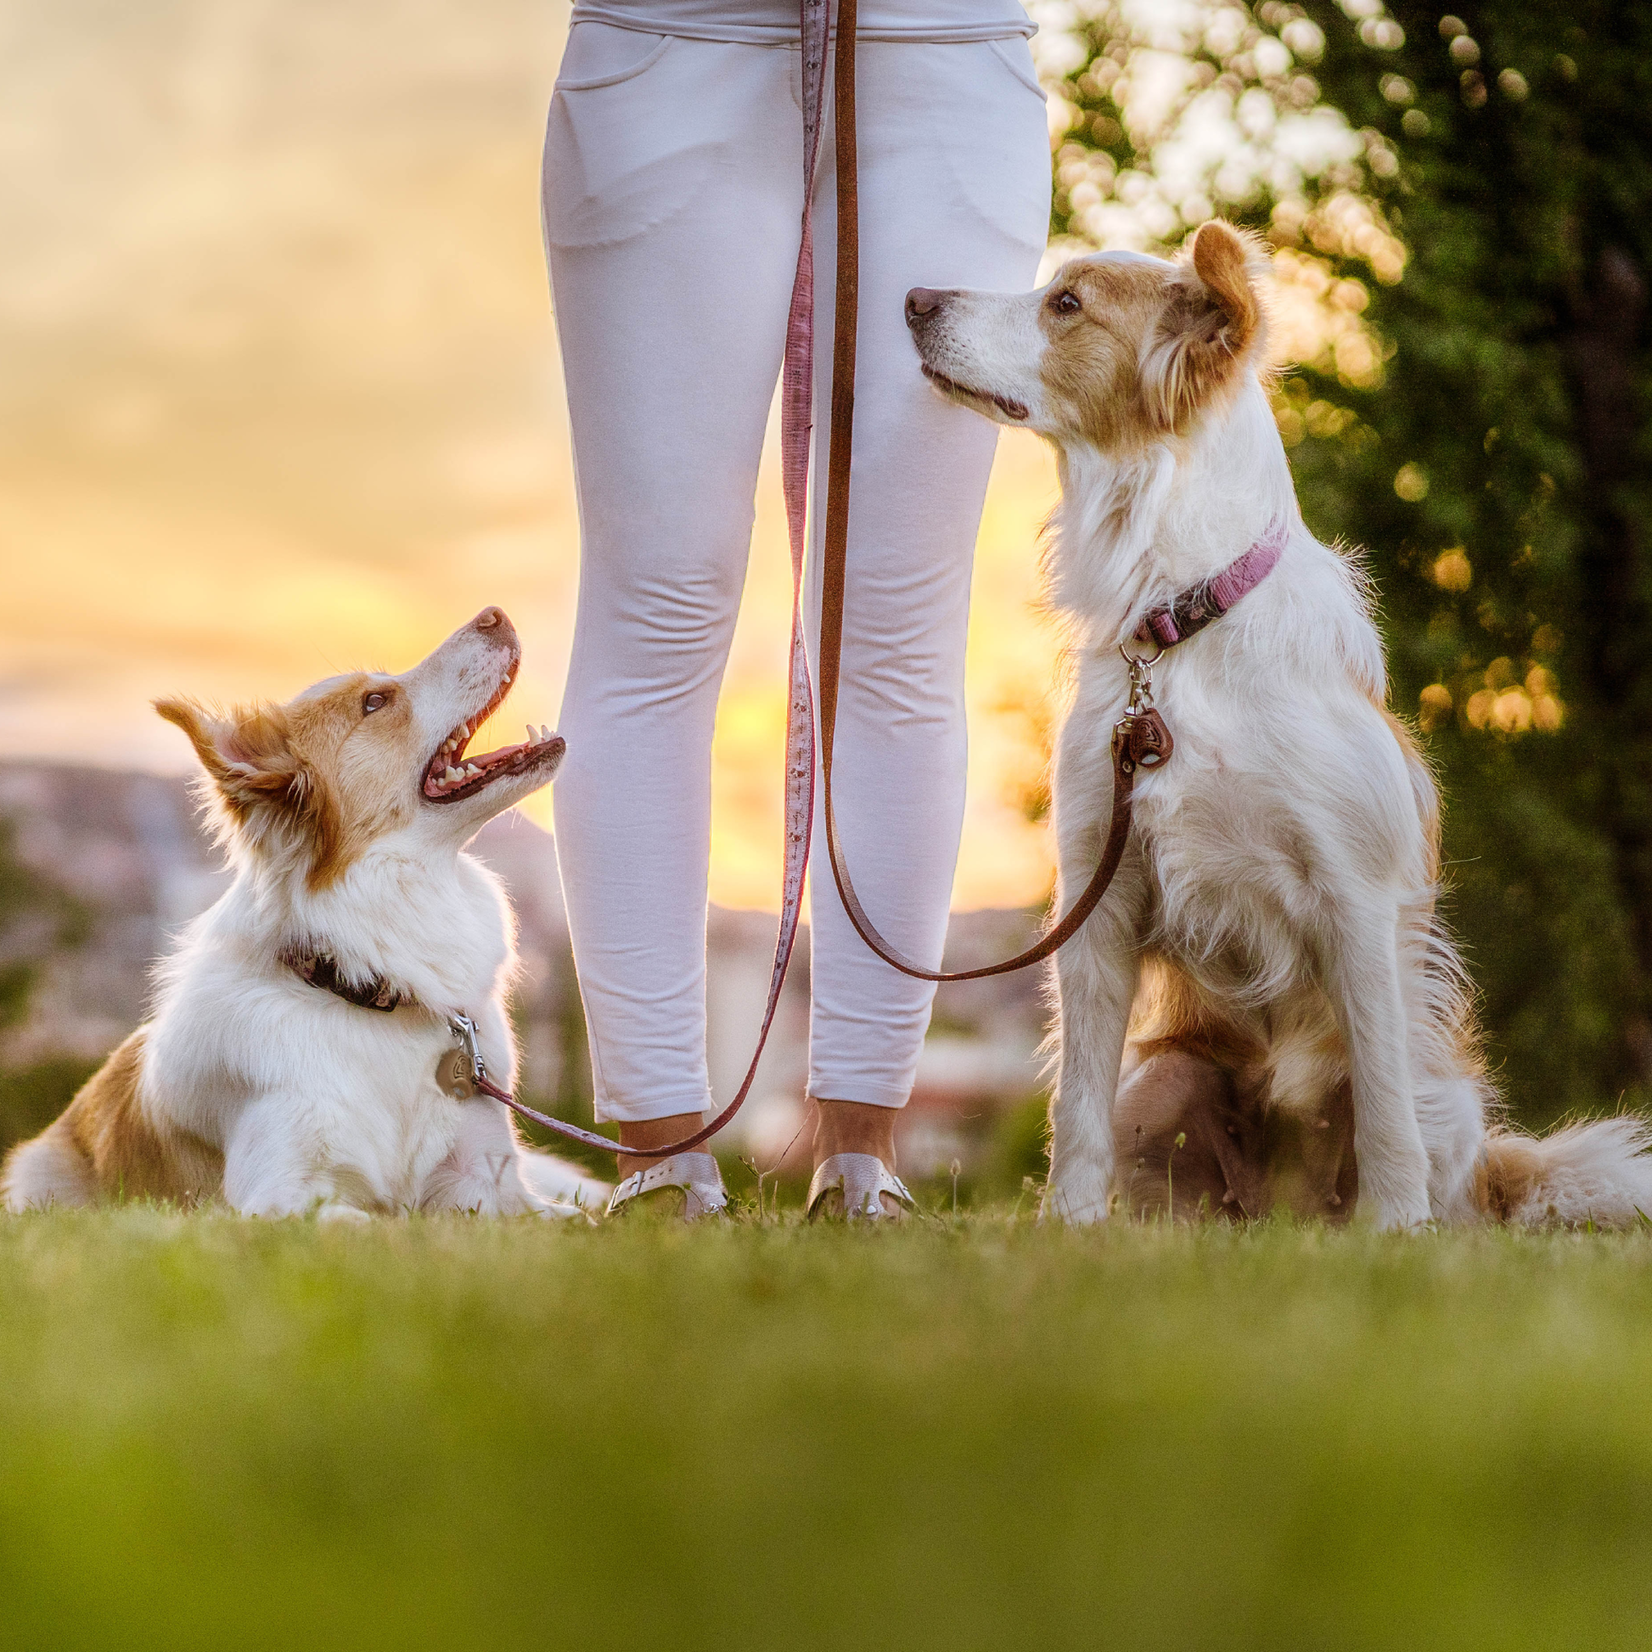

{"left": 1, "top": 1116, "right": 98, "bottom": 1213}
{"left": 1477, "top": 1117, "right": 1652, "bottom": 1229}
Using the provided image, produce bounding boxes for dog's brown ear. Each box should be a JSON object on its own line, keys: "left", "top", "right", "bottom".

{"left": 154, "top": 697, "right": 300, "bottom": 814}
{"left": 1142, "top": 220, "right": 1266, "bottom": 433}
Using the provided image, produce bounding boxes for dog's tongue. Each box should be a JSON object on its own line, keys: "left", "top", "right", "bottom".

{"left": 425, "top": 724, "right": 561, "bottom": 798}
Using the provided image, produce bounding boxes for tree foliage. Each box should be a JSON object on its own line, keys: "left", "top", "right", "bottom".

{"left": 1036, "top": 0, "right": 1652, "bottom": 1124}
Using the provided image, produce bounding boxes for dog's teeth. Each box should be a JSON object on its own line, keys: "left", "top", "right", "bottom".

{"left": 445, "top": 766, "right": 463, "bottom": 784}
{"left": 540, "top": 725, "right": 551, "bottom": 742}
{"left": 527, "top": 724, "right": 536, "bottom": 743}
{"left": 464, "top": 763, "right": 482, "bottom": 778}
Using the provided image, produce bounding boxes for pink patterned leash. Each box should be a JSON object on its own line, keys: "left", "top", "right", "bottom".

{"left": 451, "top": 0, "right": 834, "bottom": 1159}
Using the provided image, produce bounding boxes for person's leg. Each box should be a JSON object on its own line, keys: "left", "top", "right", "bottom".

{"left": 804, "top": 38, "right": 1052, "bottom": 1188}
{"left": 543, "top": 29, "right": 802, "bottom": 1168}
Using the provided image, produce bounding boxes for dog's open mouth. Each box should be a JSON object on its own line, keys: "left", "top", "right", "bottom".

{"left": 422, "top": 655, "right": 566, "bottom": 804}
{"left": 920, "top": 363, "right": 1029, "bottom": 422}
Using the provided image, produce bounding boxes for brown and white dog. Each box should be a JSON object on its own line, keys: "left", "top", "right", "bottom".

{"left": 909, "top": 221, "right": 1652, "bottom": 1229}
{"left": 1, "top": 608, "right": 607, "bottom": 1220}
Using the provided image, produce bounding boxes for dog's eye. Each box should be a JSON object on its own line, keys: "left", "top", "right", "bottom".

{"left": 362, "top": 692, "right": 388, "bottom": 714}
{"left": 1051, "top": 291, "right": 1082, "bottom": 316}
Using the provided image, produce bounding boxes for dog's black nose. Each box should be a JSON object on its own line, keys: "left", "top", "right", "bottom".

{"left": 906, "top": 287, "right": 947, "bottom": 328}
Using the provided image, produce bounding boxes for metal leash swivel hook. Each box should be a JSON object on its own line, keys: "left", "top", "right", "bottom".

{"left": 1118, "top": 640, "right": 1165, "bottom": 717}
{"left": 448, "top": 1013, "right": 486, "bottom": 1084}
{"left": 1114, "top": 642, "right": 1174, "bottom": 774}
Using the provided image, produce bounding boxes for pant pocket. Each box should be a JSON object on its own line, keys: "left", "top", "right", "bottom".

{"left": 554, "top": 21, "right": 672, "bottom": 90}
{"left": 941, "top": 42, "right": 1053, "bottom": 251}
{"left": 543, "top": 32, "right": 730, "bottom": 250}
{"left": 986, "top": 35, "right": 1046, "bottom": 101}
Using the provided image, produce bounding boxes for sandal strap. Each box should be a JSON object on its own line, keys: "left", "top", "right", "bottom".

{"left": 806, "top": 1152, "right": 915, "bottom": 1221}
{"left": 606, "top": 1152, "right": 729, "bottom": 1221}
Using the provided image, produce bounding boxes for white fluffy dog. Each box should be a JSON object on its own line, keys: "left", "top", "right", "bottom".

{"left": 2, "top": 608, "right": 606, "bottom": 1220}
{"left": 908, "top": 220, "right": 1652, "bottom": 1230}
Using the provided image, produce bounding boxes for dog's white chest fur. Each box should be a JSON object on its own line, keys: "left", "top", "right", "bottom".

{"left": 139, "top": 842, "right": 591, "bottom": 1218}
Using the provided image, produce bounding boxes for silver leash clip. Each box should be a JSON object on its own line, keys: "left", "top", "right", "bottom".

{"left": 448, "top": 1013, "right": 487, "bottom": 1083}
{"left": 1119, "top": 642, "right": 1163, "bottom": 718}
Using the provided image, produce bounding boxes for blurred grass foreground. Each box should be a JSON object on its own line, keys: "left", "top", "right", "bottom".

{"left": 4, "top": 1211, "right": 1652, "bottom": 1651}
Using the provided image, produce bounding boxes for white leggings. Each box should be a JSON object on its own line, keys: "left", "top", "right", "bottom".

{"left": 543, "top": 22, "right": 1049, "bottom": 1122}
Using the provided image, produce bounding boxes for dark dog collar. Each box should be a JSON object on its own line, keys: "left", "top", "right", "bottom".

{"left": 283, "top": 948, "right": 411, "bottom": 1012}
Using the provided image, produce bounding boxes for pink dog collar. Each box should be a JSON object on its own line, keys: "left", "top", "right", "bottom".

{"left": 1136, "top": 518, "right": 1289, "bottom": 649}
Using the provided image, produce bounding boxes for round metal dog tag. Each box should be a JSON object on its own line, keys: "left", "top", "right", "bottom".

{"left": 435, "top": 1047, "right": 477, "bottom": 1100}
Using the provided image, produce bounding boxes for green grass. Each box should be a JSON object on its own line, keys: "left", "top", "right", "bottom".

{"left": 3, "top": 1211, "right": 1651, "bottom": 1650}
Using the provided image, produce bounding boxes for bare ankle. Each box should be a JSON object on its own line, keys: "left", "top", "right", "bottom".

{"left": 617, "top": 1112, "right": 707, "bottom": 1176}
{"left": 812, "top": 1098, "right": 898, "bottom": 1170}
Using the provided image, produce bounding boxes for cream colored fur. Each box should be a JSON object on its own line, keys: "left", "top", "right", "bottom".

{"left": 908, "top": 222, "right": 1652, "bottom": 1230}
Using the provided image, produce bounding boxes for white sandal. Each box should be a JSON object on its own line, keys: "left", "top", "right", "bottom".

{"left": 605, "top": 1152, "right": 729, "bottom": 1221}
{"left": 806, "top": 1152, "right": 915, "bottom": 1222}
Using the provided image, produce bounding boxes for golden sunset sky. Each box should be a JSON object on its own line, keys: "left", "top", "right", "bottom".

{"left": 0, "top": 0, "right": 1070, "bottom": 911}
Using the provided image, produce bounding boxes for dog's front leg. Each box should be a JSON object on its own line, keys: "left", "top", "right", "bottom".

{"left": 420, "top": 1102, "right": 538, "bottom": 1216}
{"left": 1319, "top": 901, "right": 1432, "bottom": 1230}
{"left": 222, "top": 1096, "right": 368, "bottom": 1220}
{"left": 1046, "top": 885, "right": 1144, "bottom": 1223}
{"left": 1045, "top": 706, "right": 1149, "bottom": 1222}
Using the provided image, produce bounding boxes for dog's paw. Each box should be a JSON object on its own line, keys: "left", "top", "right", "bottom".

{"left": 1362, "top": 1163, "right": 1434, "bottom": 1232}
{"left": 1042, "top": 1176, "right": 1114, "bottom": 1225}
{"left": 314, "top": 1201, "right": 373, "bottom": 1225}
{"left": 516, "top": 1148, "right": 610, "bottom": 1211}
{"left": 1364, "top": 1182, "right": 1434, "bottom": 1231}
{"left": 1369, "top": 1201, "right": 1434, "bottom": 1233}
{"left": 531, "top": 1198, "right": 600, "bottom": 1224}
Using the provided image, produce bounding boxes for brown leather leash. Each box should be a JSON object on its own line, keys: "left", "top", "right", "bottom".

{"left": 812, "top": 0, "right": 1167, "bottom": 984}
